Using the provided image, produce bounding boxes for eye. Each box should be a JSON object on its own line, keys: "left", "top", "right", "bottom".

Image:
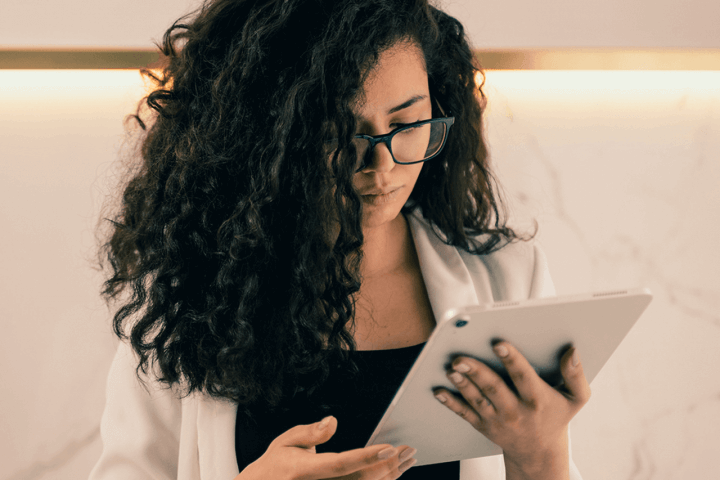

{"left": 396, "top": 123, "right": 425, "bottom": 136}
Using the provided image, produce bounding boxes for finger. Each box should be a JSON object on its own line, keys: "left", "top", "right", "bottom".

{"left": 449, "top": 357, "right": 517, "bottom": 415}
{"left": 492, "top": 341, "right": 545, "bottom": 403}
{"left": 275, "top": 416, "right": 338, "bottom": 450}
{"left": 397, "top": 456, "right": 418, "bottom": 477}
{"left": 333, "top": 446, "right": 415, "bottom": 480}
{"left": 313, "top": 443, "right": 403, "bottom": 479}
{"left": 433, "top": 388, "right": 486, "bottom": 432}
{"left": 560, "top": 346, "right": 592, "bottom": 410}
{"left": 379, "top": 446, "right": 417, "bottom": 480}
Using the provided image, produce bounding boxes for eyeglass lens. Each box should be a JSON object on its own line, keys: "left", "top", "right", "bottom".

{"left": 355, "top": 121, "right": 448, "bottom": 170}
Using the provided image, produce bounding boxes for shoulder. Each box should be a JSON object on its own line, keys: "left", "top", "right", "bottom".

{"left": 406, "top": 208, "right": 555, "bottom": 302}
{"left": 104, "top": 339, "right": 186, "bottom": 430}
{"left": 463, "top": 236, "right": 556, "bottom": 302}
{"left": 90, "top": 339, "right": 190, "bottom": 479}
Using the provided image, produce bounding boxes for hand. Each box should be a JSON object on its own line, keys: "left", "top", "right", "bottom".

{"left": 433, "top": 341, "right": 590, "bottom": 479}
{"left": 237, "top": 416, "right": 417, "bottom": 480}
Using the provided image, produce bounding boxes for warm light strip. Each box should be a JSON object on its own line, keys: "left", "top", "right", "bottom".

{"left": 0, "top": 69, "right": 152, "bottom": 91}
{"left": 1, "top": 48, "right": 719, "bottom": 70}
{"left": 3, "top": 69, "right": 718, "bottom": 95}
{"left": 480, "top": 70, "right": 720, "bottom": 94}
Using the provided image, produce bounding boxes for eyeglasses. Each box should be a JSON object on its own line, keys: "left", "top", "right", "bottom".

{"left": 326, "top": 116, "right": 455, "bottom": 172}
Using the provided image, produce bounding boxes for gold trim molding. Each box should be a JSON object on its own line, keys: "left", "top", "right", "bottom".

{"left": 476, "top": 48, "right": 720, "bottom": 70}
{"left": 1, "top": 48, "right": 719, "bottom": 70}
{"left": 0, "top": 49, "right": 161, "bottom": 69}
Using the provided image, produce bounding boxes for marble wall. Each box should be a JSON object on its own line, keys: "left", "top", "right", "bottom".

{"left": 484, "top": 70, "right": 720, "bottom": 479}
{"left": 1, "top": 69, "right": 718, "bottom": 480}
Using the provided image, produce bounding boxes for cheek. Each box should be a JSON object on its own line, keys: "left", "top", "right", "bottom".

{"left": 406, "top": 163, "right": 424, "bottom": 189}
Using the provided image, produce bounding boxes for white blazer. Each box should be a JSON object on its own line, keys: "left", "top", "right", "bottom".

{"left": 89, "top": 210, "right": 583, "bottom": 480}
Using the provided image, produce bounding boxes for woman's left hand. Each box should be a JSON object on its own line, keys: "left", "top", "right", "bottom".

{"left": 433, "top": 341, "right": 591, "bottom": 479}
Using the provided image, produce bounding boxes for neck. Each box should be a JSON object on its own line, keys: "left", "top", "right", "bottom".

{"left": 360, "top": 214, "right": 413, "bottom": 279}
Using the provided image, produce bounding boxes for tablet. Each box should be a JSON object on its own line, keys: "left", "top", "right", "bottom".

{"left": 365, "top": 287, "right": 653, "bottom": 466}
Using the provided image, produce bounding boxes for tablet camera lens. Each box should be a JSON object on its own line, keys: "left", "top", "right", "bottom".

{"left": 455, "top": 320, "right": 468, "bottom": 328}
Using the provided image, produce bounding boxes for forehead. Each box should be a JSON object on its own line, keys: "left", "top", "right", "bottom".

{"left": 353, "top": 41, "right": 429, "bottom": 117}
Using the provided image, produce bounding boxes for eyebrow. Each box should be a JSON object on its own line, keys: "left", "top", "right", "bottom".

{"left": 387, "top": 94, "right": 428, "bottom": 114}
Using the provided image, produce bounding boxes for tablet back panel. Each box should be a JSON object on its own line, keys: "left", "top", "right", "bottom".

{"left": 365, "top": 288, "right": 652, "bottom": 466}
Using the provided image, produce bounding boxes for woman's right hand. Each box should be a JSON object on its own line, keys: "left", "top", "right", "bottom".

{"left": 236, "top": 416, "right": 417, "bottom": 480}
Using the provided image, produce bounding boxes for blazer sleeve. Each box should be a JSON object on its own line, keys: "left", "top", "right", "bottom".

{"left": 89, "top": 340, "right": 183, "bottom": 480}
{"left": 529, "top": 242, "right": 556, "bottom": 299}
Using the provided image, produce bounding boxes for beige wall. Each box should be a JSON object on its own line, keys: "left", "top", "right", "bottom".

{"left": 0, "top": 0, "right": 199, "bottom": 48}
{"left": 0, "top": 71, "right": 141, "bottom": 479}
{"left": 441, "top": 0, "right": 720, "bottom": 48}
{"left": 1, "top": 0, "right": 719, "bottom": 48}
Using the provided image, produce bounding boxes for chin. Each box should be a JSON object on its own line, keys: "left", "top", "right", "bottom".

{"left": 360, "top": 204, "right": 405, "bottom": 230}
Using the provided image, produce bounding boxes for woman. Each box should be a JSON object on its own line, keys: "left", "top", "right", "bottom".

{"left": 91, "top": 0, "right": 590, "bottom": 479}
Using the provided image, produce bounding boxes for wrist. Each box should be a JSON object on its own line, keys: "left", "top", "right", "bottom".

{"left": 503, "top": 437, "right": 569, "bottom": 480}
{"left": 235, "top": 459, "right": 262, "bottom": 480}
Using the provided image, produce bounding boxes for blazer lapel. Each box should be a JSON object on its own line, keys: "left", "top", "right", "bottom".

{"left": 193, "top": 211, "right": 489, "bottom": 479}
{"left": 406, "top": 211, "right": 481, "bottom": 323}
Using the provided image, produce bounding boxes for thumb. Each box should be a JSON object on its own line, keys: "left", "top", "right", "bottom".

{"left": 277, "top": 416, "right": 338, "bottom": 450}
{"left": 560, "top": 347, "right": 592, "bottom": 411}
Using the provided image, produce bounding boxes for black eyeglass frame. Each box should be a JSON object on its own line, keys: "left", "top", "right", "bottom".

{"left": 330, "top": 116, "right": 455, "bottom": 172}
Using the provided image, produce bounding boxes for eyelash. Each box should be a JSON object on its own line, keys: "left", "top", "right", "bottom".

{"left": 386, "top": 120, "right": 419, "bottom": 131}
{"left": 351, "top": 119, "right": 424, "bottom": 136}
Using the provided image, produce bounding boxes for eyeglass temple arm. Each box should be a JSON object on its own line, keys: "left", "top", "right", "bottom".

{"left": 433, "top": 95, "right": 451, "bottom": 117}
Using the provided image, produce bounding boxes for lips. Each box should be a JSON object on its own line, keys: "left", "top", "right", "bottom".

{"left": 361, "top": 186, "right": 402, "bottom": 196}
{"left": 359, "top": 185, "right": 403, "bottom": 206}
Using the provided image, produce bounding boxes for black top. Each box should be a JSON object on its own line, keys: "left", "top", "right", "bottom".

{"left": 235, "top": 342, "right": 460, "bottom": 479}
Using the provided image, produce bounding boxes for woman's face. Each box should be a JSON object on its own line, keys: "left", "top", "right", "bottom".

{"left": 351, "top": 41, "right": 431, "bottom": 231}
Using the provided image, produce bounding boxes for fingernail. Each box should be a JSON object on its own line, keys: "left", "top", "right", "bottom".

{"left": 494, "top": 344, "right": 509, "bottom": 357}
{"left": 571, "top": 349, "right": 580, "bottom": 367}
{"left": 454, "top": 362, "right": 470, "bottom": 373}
{"left": 318, "top": 416, "right": 332, "bottom": 430}
{"left": 435, "top": 393, "right": 448, "bottom": 403}
{"left": 377, "top": 447, "right": 397, "bottom": 460}
{"left": 399, "top": 447, "right": 417, "bottom": 463}
{"left": 449, "top": 372, "right": 463, "bottom": 384}
{"left": 398, "top": 458, "right": 417, "bottom": 473}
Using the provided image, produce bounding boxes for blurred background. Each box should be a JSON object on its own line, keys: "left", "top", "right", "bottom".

{"left": 1, "top": 0, "right": 718, "bottom": 479}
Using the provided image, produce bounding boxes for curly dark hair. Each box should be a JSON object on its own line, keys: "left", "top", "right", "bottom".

{"left": 97, "top": 0, "right": 529, "bottom": 411}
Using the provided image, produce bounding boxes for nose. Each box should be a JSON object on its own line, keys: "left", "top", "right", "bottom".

{"left": 362, "top": 141, "right": 395, "bottom": 173}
